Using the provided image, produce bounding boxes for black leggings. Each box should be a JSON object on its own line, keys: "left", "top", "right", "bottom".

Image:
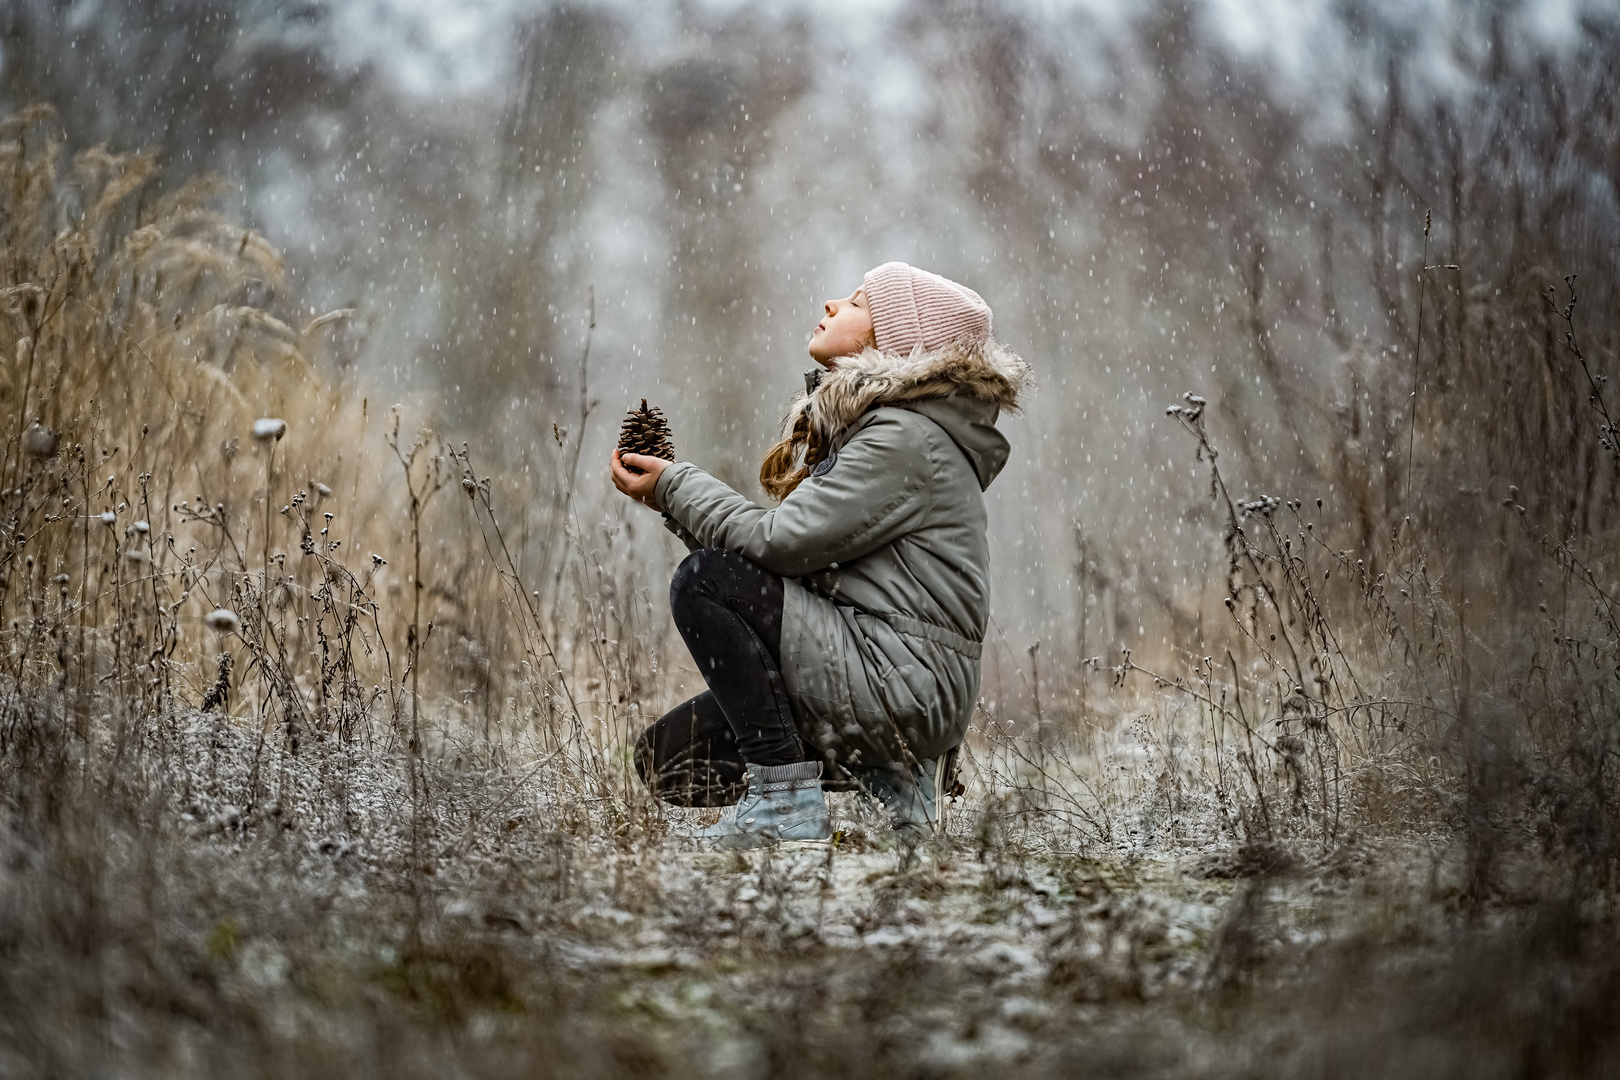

{"left": 635, "top": 549, "right": 804, "bottom": 807}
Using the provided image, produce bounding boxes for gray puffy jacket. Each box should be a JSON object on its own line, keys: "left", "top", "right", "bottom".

{"left": 654, "top": 338, "right": 1030, "bottom": 766}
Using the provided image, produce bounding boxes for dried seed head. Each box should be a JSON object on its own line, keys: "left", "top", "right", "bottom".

{"left": 134, "top": 520, "right": 150, "bottom": 534}
{"left": 204, "top": 608, "right": 241, "bottom": 633}
{"left": 22, "top": 423, "right": 55, "bottom": 458}
{"left": 99, "top": 511, "right": 116, "bottom": 525}
{"left": 252, "top": 418, "right": 287, "bottom": 442}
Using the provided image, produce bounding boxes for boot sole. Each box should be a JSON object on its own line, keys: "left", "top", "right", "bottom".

{"left": 699, "top": 836, "right": 835, "bottom": 852}
{"left": 669, "top": 831, "right": 835, "bottom": 851}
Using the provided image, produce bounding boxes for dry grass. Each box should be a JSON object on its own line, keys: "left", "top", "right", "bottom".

{"left": 0, "top": 105, "right": 1617, "bottom": 1077}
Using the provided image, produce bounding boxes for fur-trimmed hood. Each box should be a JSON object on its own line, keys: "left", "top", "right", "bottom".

{"left": 788, "top": 337, "right": 1031, "bottom": 491}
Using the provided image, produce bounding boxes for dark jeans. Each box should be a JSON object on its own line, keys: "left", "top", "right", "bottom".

{"left": 635, "top": 549, "right": 803, "bottom": 807}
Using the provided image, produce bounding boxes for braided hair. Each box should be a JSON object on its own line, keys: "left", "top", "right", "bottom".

{"left": 757, "top": 409, "right": 828, "bottom": 502}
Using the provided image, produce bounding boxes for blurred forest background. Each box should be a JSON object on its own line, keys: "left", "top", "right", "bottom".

{"left": 3, "top": 0, "right": 1607, "bottom": 718}
{"left": 2, "top": 0, "right": 1617, "bottom": 717}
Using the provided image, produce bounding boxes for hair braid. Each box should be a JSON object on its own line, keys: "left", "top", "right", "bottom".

{"left": 758, "top": 408, "right": 827, "bottom": 502}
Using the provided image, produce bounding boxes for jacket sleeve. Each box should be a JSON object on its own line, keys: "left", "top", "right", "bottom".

{"left": 653, "top": 410, "right": 933, "bottom": 578}
{"left": 660, "top": 512, "right": 702, "bottom": 551}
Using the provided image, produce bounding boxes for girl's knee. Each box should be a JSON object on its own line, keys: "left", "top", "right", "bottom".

{"left": 669, "top": 548, "right": 747, "bottom": 609}
{"left": 669, "top": 549, "right": 706, "bottom": 599}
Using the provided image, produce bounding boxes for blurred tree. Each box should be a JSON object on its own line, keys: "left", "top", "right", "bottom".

{"left": 433, "top": 4, "right": 623, "bottom": 428}
{"left": 0, "top": 0, "right": 363, "bottom": 326}
{"left": 0, "top": 0, "right": 363, "bottom": 170}
{"left": 642, "top": 10, "right": 810, "bottom": 489}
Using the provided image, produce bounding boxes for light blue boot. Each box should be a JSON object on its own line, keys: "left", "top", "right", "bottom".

{"left": 696, "top": 760, "right": 831, "bottom": 850}
{"left": 856, "top": 757, "right": 942, "bottom": 838}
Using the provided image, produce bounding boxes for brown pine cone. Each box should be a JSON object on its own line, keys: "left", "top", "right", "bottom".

{"left": 617, "top": 399, "right": 675, "bottom": 474}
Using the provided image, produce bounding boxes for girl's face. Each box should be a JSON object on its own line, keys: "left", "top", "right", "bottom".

{"left": 807, "top": 286, "right": 875, "bottom": 367}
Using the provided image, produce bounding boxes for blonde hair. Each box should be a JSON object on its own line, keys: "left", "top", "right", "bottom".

{"left": 758, "top": 409, "right": 827, "bottom": 501}
{"left": 759, "top": 326, "right": 876, "bottom": 501}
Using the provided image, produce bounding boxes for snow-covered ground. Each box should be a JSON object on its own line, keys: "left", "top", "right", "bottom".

{"left": 1, "top": 703, "right": 1509, "bottom": 1079}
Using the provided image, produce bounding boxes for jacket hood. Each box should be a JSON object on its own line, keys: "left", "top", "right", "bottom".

{"left": 899, "top": 396, "right": 1010, "bottom": 491}
{"left": 791, "top": 337, "right": 1030, "bottom": 491}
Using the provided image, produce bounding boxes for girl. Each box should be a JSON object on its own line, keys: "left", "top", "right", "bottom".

{"left": 610, "top": 261, "right": 1029, "bottom": 848}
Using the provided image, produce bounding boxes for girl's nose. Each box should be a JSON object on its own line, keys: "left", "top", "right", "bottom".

{"left": 824, "top": 299, "right": 836, "bottom": 316}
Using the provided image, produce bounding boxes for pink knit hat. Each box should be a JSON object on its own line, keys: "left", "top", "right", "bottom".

{"left": 861, "top": 261, "right": 993, "bottom": 355}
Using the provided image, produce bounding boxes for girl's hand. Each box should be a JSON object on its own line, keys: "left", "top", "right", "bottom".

{"left": 610, "top": 449, "right": 670, "bottom": 512}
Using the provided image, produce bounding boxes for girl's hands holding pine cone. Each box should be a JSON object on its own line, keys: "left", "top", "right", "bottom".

{"left": 611, "top": 449, "right": 669, "bottom": 511}
{"left": 613, "top": 399, "right": 676, "bottom": 511}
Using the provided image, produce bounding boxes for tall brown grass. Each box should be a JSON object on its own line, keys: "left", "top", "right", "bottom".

{"left": 0, "top": 102, "right": 675, "bottom": 808}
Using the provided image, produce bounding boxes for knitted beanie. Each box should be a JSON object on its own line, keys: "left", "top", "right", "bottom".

{"left": 861, "top": 261, "right": 993, "bottom": 355}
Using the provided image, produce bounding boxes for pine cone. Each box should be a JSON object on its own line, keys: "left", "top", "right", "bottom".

{"left": 617, "top": 399, "right": 675, "bottom": 474}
